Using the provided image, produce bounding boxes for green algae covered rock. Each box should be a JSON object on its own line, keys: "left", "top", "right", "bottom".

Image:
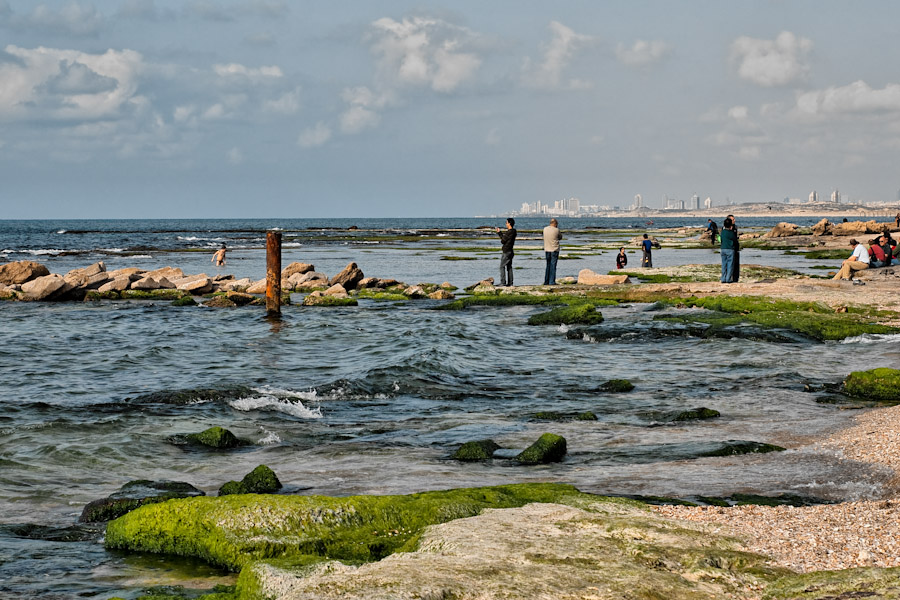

{"left": 533, "top": 411, "right": 597, "bottom": 421}
{"left": 700, "top": 440, "right": 786, "bottom": 458}
{"left": 105, "top": 483, "right": 609, "bottom": 571}
{"left": 527, "top": 303, "right": 603, "bottom": 326}
{"left": 171, "top": 296, "right": 197, "bottom": 307}
{"left": 185, "top": 426, "right": 245, "bottom": 449}
{"left": 673, "top": 407, "right": 720, "bottom": 421}
{"left": 451, "top": 439, "right": 500, "bottom": 461}
{"left": 843, "top": 368, "right": 900, "bottom": 403}
{"left": 515, "top": 433, "right": 567, "bottom": 464}
{"left": 218, "top": 465, "right": 282, "bottom": 496}
{"left": 79, "top": 480, "right": 204, "bottom": 523}
{"left": 599, "top": 379, "right": 635, "bottom": 393}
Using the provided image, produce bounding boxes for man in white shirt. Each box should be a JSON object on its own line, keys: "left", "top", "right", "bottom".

{"left": 833, "top": 238, "right": 870, "bottom": 281}
{"left": 543, "top": 218, "right": 562, "bottom": 285}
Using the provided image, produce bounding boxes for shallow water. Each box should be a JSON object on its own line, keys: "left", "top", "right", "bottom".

{"left": 0, "top": 218, "right": 895, "bottom": 598}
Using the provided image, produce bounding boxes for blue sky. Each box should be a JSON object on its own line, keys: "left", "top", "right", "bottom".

{"left": 2, "top": 0, "right": 900, "bottom": 218}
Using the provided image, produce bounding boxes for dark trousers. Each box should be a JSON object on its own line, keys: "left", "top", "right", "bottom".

{"left": 543, "top": 251, "right": 559, "bottom": 285}
{"left": 499, "top": 252, "right": 514, "bottom": 286}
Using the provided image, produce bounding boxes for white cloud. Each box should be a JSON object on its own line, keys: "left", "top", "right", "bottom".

{"left": 796, "top": 80, "right": 900, "bottom": 115}
{"left": 173, "top": 104, "right": 195, "bottom": 122}
{"left": 227, "top": 146, "right": 243, "bottom": 164}
{"left": 730, "top": 31, "right": 812, "bottom": 87}
{"left": 338, "top": 85, "right": 390, "bottom": 134}
{"left": 298, "top": 122, "right": 332, "bottom": 148}
{"left": 213, "top": 63, "right": 283, "bottom": 78}
{"left": 727, "top": 105, "right": 749, "bottom": 120}
{"left": 0, "top": 45, "right": 143, "bottom": 120}
{"left": 522, "top": 21, "right": 592, "bottom": 89}
{"left": 202, "top": 103, "right": 226, "bottom": 119}
{"left": 263, "top": 88, "right": 300, "bottom": 115}
{"left": 615, "top": 39, "right": 669, "bottom": 67}
{"left": 8, "top": 2, "right": 104, "bottom": 36}
{"left": 368, "top": 16, "right": 482, "bottom": 93}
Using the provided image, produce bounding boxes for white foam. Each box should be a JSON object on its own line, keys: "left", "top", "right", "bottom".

{"left": 557, "top": 324, "right": 570, "bottom": 334}
{"left": 177, "top": 236, "right": 202, "bottom": 241}
{"left": 283, "top": 242, "right": 303, "bottom": 247}
{"left": 9, "top": 248, "right": 67, "bottom": 256}
{"left": 56, "top": 229, "right": 67, "bottom": 234}
{"left": 257, "top": 427, "right": 281, "bottom": 445}
{"left": 840, "top": 333, "right": 900, "bottom": 344}
{"left": 229, "top": 395, "right": 322, "bottom": 419}
{"left": 99, "top": 248, "right": 125, "bottom": 253}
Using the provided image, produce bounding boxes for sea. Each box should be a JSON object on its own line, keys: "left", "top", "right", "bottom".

{"left": 1, "top": 217, "right": 898, "bottom": 599}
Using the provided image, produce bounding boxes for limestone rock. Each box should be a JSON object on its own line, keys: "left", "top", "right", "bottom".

{"left": 577, "top": 269, "right": 630, "bottom": 285}
{"left": 246, "top": 279, "right": 267, "bottom": 294}
{"left": 428, "top": 289, "right": 455, "bottom": 300}
{"left": 766, "top": 222, "right": 800, "bottom": 238}
{"left": 323, "top": 283, "right": 348, "bottom": 297}
{"left": 832, "top": 220, "right": 881, "bottom": 236}
{"left": 302, "top": 292, "right": 358, "bottom": 306}
{"left": 79, "top": 480, "right": 204, "bottom": 523}
{"left": 811, "top": 218, "right": 833, "bottom": 236}
{"left": 465, "top": 278, "right": 494, "bottom": 291}
{"left": 175, "top": 274, "right": 213, "bottom": 294}
{"left": 0, "top": 260, "right": 50, "bottom": 285}
{"left": 357, "top": 277, "right": 379, "bottom": 288}
{"left": 226, "top": 291, "right": 255, "bottom": 305}
{"left": 204, "top": 295, "right": 237, "bottom": 308}
{"left": 145, "top": 266, "right": 184, "bottom": 281}
{"left": 218, "top": 464, "right": 283, "bottom": 496}
{"left": 130, "top": 276, "right": 171, "bottom": 291}
{"left": 21, "top": 274, "right": 72, "bottom": 300}
{"left": 64, "top": 262, "right": 107, "bottom": 288}
{"left": 185, "top": 426, "right": 247, "bottom": 448}
{"left": 283, "top": 262, "right": 314, "bottom": 278}
{"left": 98, "top": 276, "right": 131, "bottom": 293}
{"left": 107, "top": 267, "right": 145, "bottom": 281}
{"left": 220, "top": 277, "right": 252, "bottom": 292}
{"left": 451, "top": 440, "right": 500, "bottom": 461}
{"left": 440, "top": 282, "right": 456, "bottom": 290}
{"left": 403, "top": 285, "right": 427, "bottom": 298}
{"left": 329, "top": 262, "right": 365, "bottom": 291}
{"left": 0, "top": 284, "right": 18, "bottom": 300}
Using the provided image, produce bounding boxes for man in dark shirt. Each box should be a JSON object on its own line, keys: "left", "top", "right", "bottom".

{"left": 641, "top": 233, "right": 653, "bottom": 267}
{"left": 495, "top": 218, "right": 517, "bottom": 286}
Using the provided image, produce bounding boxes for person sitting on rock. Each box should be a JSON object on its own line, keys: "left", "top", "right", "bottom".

{"left": 833, "top": 238, "right": 870, "bottom": 281}
{"left": 869, "top": 235, "right": 889, "bottom": 268}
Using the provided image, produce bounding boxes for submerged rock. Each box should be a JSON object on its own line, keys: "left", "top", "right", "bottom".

{"left": 527, "top": 304, "right": 603, "bottom": 326}
{"left": 451, "top": 440, "right": 501, "bottom": 461}
{"left": 672, "top": 407, "right": 720, "bottom": 421}
{"left": 599, "top": 379, "right": 635, "bottom": 393}
{"left": 183, "top": 426, "right": 247, "bottom": 449}
{"left": 218, "top": 464, "right": 282, "bottom": 495}
{"left": 515, "top": 433, "right": 567, "bottom": 464}
{"left": 203, "top": 295, "right": 237, "bottom": 308}
{"left": 699, "top": 440, "right": 786, "bottom": 457}
{"left": 79, "top": 480, "right": 204, "bottom": 523}
{"left": 843, "top": 368, "right": 900, "bottom": 404}
{"left": 533, "top": 411, "right": 597, "bottom": 421}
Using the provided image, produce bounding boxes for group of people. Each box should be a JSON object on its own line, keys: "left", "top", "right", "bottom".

{"left": 833, "top": 231, "right": 898, "bottom": 282}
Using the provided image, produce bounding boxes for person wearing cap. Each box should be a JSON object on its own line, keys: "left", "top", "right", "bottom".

{"left": 542, "top": 218, "right": 562, "bottom": 285}
{"left": 212, "top": 243, "right": 227, "bottom": 266}
{"left": 833, "top": 238, "right": 869, "bottom": 281}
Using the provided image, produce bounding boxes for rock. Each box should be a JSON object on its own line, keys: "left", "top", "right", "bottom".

{"left": 185, "top": 426, "right": 246, "bottom": 448}
{"left": 843, "top": 368, "right": 900, "bottom": 403}
{"left": 465, "top": 278, "right": 494, "bottom": 292}
{"left": 577, "top": 269, "right": 630, "bottom": 285}
{"left": 323, "top": 283, "right": 349, "bottom": 297}
{"left": 403, "top": 285, "right": 427, "bottom": 298}
{"left": 440, "top": 282, "right": 456, "bottom": 290}
{"left": 0, "top": 284, "right": 16, "bottom": 300}
{"left": 673, "top": 407, "right": 720, "bottom": 421}
{"left": 246, "top": 279, "right": 267, "bottom": 294}
{"left": 283, "top": 262, "right": 315, "bottom": 278}
{"left": 357, "top": 277, "right": 380, "bottom": 288}
{"left": 765, "top": 222, "right": 800, "bottom": 237}
{"left": 172, "top": 296, "right": 197, "bottom": 307}
{"left": 144, "top": 266, "right": 184, "bottom": 281}
{"left": 302, "top": 293, "right": 358, "bottom": 307}
{"left": 219, "top": 464, "right": 282, "bottom": 496}
{"left": 558, "top": 276, "right": 577, "bottom": 284}
{"left": 329, "top": 262, "right": 365, "bottom": 291}
{"left": 220, "top": 277, "right": 252, "bottom": 292}
{"left": 428, "top": 289, "right": 455, "bottom": 300}
{"left": 533, "top": 411, "right": 597, "bottom": 421}
{"left": 699, "top": 441, "right": 786, "bottom": 457}
{"left": 98, "top": 276, "right": 131, "bottom": 293}
{"left": 832, "top": 220, "right": 881, "bottom": 236}
{"left": 0, "top": 260, "right": 50, "bottom": 285}
{"left": 527, "top": 304, "right": 604, "bottom": 326}
{"left": 226, "top": 291, "right": 255, "bottom": 306}
{"left": 175, "top": 275, "right": 213, "bottom": 294}
{"left": 203, "top": 295, "right": 237, "bottom": 308}
{"left": 63, "top": 262, "right": 107, "bottom": 287}
{"left": 451, "top": 440, "right": 501, "bottom": 461}
{"left": 83, "top": 272, "right": 111, "bottom": 289}
{"left": 130, "top": 276, "right": 163, "bottom": 291}
{"left": 811, "top": 218, "right": 833, "bottom": 236}
{"left": 107, "top": 267, "right": 145, "bottom": 281}
{"left": 599, "top": 379, "right": 634, "bottom": 393}
{"left": 376, "top": 278, "right": 401, "bottom": 288}
{"left": 79, "top": 480, "right": 204, "bottom": 523}
{"left": 21, "top": 274, "right": 72, "bottom": 300}
{"left": 515, "top": 433, "right": 567, "bottom": 464}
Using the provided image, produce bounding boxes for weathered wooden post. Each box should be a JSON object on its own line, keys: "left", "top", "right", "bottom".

{"left": 266, "top": 230, "right": 282, "bottom": 317}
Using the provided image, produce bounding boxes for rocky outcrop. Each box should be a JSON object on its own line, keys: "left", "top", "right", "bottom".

{"left": 428, "top": 289, "right": 455, "bottom": 300}
{"left": 218, "top": 464, "right": 282, "bottom": 496}
{"left": 515, "top": 433, "right": 567, "bottom": 464}
{"left": 226, "top": 291, "right": 255, "bottom": 305}
{"left": 283, "top": 262, "right": 315, "bottom": 278}
{"left": 21, "top": 274, "right": 72, "bottom": 300}
{"left": 173, "top": 274, "right": 213, "bottom": 294}
{"left": 302, "top": 292, "right": 358, "bottom": 306}
{"left": 329, "top": 262, "right": 365, "bottom": 291}
{"left": 577, "top": 269, "right": 630, "bottom": 285}
{"left": 144, "top": 266, "right": 184, "bottom": 281}
{"left": 766, "top": 222, "right": 800, "bottom": 237}
{"left": 220, "top": 277, "right": 251, "bottom": 292}
{"left": 246, "top": 279, "right": 267, "bottom": 294}
{"left": 832, "top": 220, "right": 882, "bottom": 236}
{"left": 79, "top": 480, "right": 204, "bottom": 523}
{"left": 451, "top": 439, "right": 501, "bottom": 461}
{"left": 0, "top": 260, "right": 50, "bottom": 285}
{"left": 811, "top": 218, "right": 834, "bottom": 236}
{"left": 98, "top": 276, "right": 131, "bottom": 293}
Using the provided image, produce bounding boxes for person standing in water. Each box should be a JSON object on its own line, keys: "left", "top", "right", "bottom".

{"left": 542, "top": 218, "right": 562, "bottom": 285}
{"left": 727, "top": 214, "right": 739, "bottom": 281}
{"left": 640, "top": 234, "right": 654, "bottom": 267}
{"left": 495, "top": 218, "right": 517, "bottom": 287}
{"left": 212, "top": 243, "right": 227, "bottom": 266}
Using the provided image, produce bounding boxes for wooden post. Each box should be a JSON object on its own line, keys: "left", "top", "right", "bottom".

{"left": 266, "top": 231, "right": 282, "bottom": 317}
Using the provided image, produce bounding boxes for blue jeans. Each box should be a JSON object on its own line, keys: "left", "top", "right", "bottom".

{"left": 499, "top": 252, "right": 514, "bottom": 286}
{"left": 544, "top": 251, "right": 559, "bottom": 285}
{"left": 720, "top": 248, "right": 735, "bottom": 282}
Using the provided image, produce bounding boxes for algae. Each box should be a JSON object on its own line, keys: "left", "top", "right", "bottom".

{"left": 843, "top": 368, "right": 900, "bottom": 403}
{"left": 532, "top": 411, "right": 598, "bottom": 421}
{"left": 699, "top": 441, "right": 786, "bottom": 457}
{"left": 515, "top": 433, "right": 567, "bottom": 464}
{"left": 185, "top": 427, "right": 247, "bottom": 449}
{"left": 673, "top": 407, "right": 720, "bottom": 421}
{"left": 450, "top": 439, "right": 500, "bottom": 461}
{"left": 599, "top": 379, "right": 635, "bottom": 393}
{"left": 527, "top": 303, "right": 604, "bottom": 326}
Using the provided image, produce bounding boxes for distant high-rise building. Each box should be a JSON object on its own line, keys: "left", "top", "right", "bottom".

{"left": 831, "top": 189, "right": 841, "bottom": 203}
{"left": 634, "top": 194, "right": 643, "bottom": 208}
{"left": 690, "top": 194, "right": 700, "bottom": 210}
{"left": 704, "top": 197, "right": 712, "bottom": 209}
{"left": 809, "top": 190, "right": 818, "bottom": 203}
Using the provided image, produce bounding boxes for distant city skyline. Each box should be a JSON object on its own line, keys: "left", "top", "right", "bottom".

{"left": 2, "top": 1, "right": 900, "bottom": 218}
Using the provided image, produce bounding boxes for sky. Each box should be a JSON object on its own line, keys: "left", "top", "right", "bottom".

{"left": 2, "top": 0, "right": 900, "bottom": 218}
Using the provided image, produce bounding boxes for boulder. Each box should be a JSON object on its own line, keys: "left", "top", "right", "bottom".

{"left": 765, "top": 222, "right": 800, "bottom": 238}
{"left": 302, "top": 292, "right": 358, "bottom": 307}
{"left": 225, "top": 291, "right": 255, "bottom": 306}
{"left": 811, "top": 218, "right": 833, "bottom": 236}
{"left": 175, "top": 275, "right": 213, "bottom": 294}
{"left": 98, "top": 276, "right": 131, "bottom": 293}
{"left": 0, "top": 284, "right": 16, "bottom": 300}
{"left": 130, "top": 276, "right": 163, "bottom": 291}
{"left": 403, "top": 285, "right": 427, "bottom": 298}
{"left": 283, "top": 262, "right": 315, "bottom": 278}
{"left": 832, "top": 220, "right": 880, "bottom": 236}
{"left": 451, "top": 440, "right": 501, "bottom": 462}
{"left": 0, "top": 260, "right": 50, "bottom": 285}
{"left": 84, "top": 272, "right": 111, "bottom": 289}
{"left": 185, "top": 426, "right": 246, "bottom": 448}
{"left": 21, "top": 274, "right": 72, "bottom": 300}
{"left": 107, "top": 267, "right": 145, "bottom": 280}
{"left": 843, "top": 368, "right": 900, "bottom": 403}
{"left": 246, "top": 279, "right": 267, "bottom": 294}
{"left": 673, "top": 407, "right": 721, "bottom": 421}
{"left": 145, "top": 266, "right": 184, "bottom": 281}
{"left": 323, "top": 283, "right": 348, "bottom": 297}
{"left": 465, "top": 278, "right": 494, "bottom": 292}
{"left": 218, "top": 464, "right": 282, "bottom": 496}
{"left": 79, "top": 480, "right": 204, "bottom": 523}
{"left": 357, "top": 277, "right": 380, "bottom": 288}
{"left": 515, "top": 433, "right": 567, "bottom": 464}
{"left": 64, "top": 262, "right": 107, "bottom": 287}
{"left": 376, "top": 278, "right": 401, "bottom": 288}
{"left": 599, "top": 379, "right": 635, "bottom": 393}
{"left": 577, "top": 269, "right": 630, "bottom": 285}
{"left": 440, "top": 282, "right": 456, "bottom": 290}
{"left": 428, "top": 289, "right": 455, "bottom": 300}
{"left": 220, "top": 278, "right": 252, "bottom": 292}
{"left": 329, "top": 262, "right": 365, "bottom": 291}
{"left": 204, "top": 296, "right": 237, "bottom": 308}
